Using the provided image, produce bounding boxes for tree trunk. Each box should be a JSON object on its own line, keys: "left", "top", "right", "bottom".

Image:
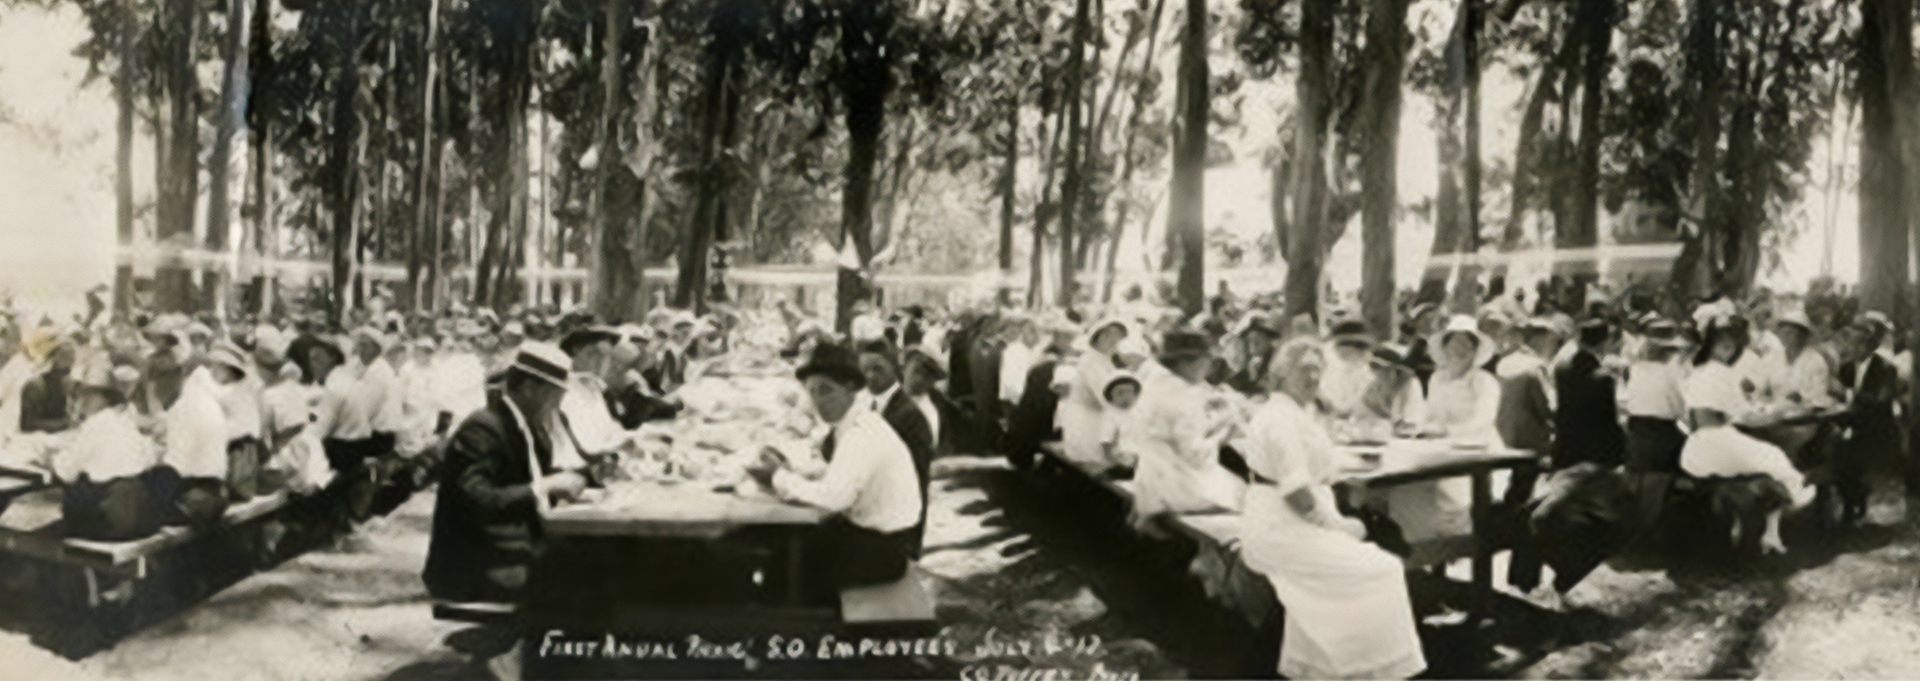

{"left": 1510, "top": 30, "right": 1573, "bottom": 250}
{"left": 589, "top": 0, "right": 633, "bottom": 321}
{"left": 156, "top": 0, "right": 201, "bottom": 313}
{"left": 1058, "top": 0, "right": 1091, "bottom": 311}
{"left": 1167, "top": 0, "right": 1207, "bottom": 317}
{"left": 1861, "top": 0, "right": 1911, "bottom": 323}
{"left": 247, "top": 0, "right": 274, "bottom": 317}
{"left": 1671, "top": 0, "right": 1721, "bottom": 301}
{"left": 672, "top": 10, "right": 737, "bottom": 316}
{"left": 204, "top": 0, "right": 251, "bottom": 315}
{"left": 1448, "top": 0, "right": 1484, "bottom": 314}
{"left": 408, "top": 0, "right": 441, "bottom": 312}
{"left": 998, "top": 99, "right": 1017, "bottom": 306}
{"left": 324, "top": 3, "right": 364, "bottom": 325}
{"left": 1030, "top": 102, "right": 1066, "bottom": 309}
{"left": 113, "top": 3, "right": 136, "bottom": 318}
{"left": 1358, "top": 0, "right": 1408, "bottom": 339}
{"left": 1881, "top": 0, "right": 1920, "bottom": 512}
{"left": 476, "top": 13, "right": 536, "bottom": 313}
{"left": 1284, "top": 0, "right": 1332, "bottom": 322}
{"left": 1105, "top": 0, "right": 1168, "bottom": 304}
{"left": 1565, "top": 0, "right": 1613, "bottom": 250}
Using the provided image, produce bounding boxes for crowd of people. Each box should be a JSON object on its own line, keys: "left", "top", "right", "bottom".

{"left": 924, "top": 280, "right": 1916, "bottom": 679}
{"left": 2, "top": 276, "right": 1916, "bottom": 680}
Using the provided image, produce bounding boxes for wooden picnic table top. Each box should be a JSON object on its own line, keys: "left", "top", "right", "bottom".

{"left": 542, "top": 481, "right": 829, "bottom": 538}
{"left": 1332, "top": 439, "right": 1539, "bottom": 487}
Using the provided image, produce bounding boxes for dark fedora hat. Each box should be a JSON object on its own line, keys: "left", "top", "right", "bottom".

{"left": 559, "top": 325, "right": 622, "bottom": 356}
{"left": 1157, "top": 329, "right": 1215, "bottom": 363}
{"left": 795, "top": 343, "right": 869, "bottom": 390}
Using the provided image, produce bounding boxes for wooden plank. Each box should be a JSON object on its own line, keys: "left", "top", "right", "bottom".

{"left": 840, "top": 566, "right": 936, "bottom": 624}
{"left": 61, "top": 492, "right": 290, "bottom": 568}
{"left": 543, "top": 483, "right": 827, "bottom": 537}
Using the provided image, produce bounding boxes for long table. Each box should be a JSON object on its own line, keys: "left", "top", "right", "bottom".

{"left": 538, "top": 481, "right": 831, "bottom": 609}
{"left": 1333, "top": 440, "right": 1539, "bottom": 618}
{"left": 1038, "top": 438, "right": 1538, "bottom": 622}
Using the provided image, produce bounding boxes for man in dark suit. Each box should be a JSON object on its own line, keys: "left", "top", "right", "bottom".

{"left": 1553, "top": 319, "right": 1627, "bottom": 469}
{"left": 1508, "top": 319, "right": 1633, "bottom": 609}
{"left": 1838, "top": 319, "right": 1901, "bottom": 525}
{"left": 423, "top": 342, "right": 587, "bottom": 679}
{"left": 858, "top": 341, "right": 935, "bottom": 553}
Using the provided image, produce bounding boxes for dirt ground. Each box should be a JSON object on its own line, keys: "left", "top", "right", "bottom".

{"left": 6, "top": 456, "right": 1920, "bottom": 680}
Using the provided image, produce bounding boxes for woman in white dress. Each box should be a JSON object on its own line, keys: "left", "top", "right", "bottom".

{"left": 1126, "top": 330, "right": 1245, "bottom": 531}
{"left": 1376, "top": 315, "right": 1508, "bottom": 542}
{"left": 1680, "top": 314, "right": 1815, "bottom": 554}
{"left": 1058, "top": 318, "right": 1131, "bottom": 467}
{"left": 1241, "top": 338, "right": 1426, "bottom": 680}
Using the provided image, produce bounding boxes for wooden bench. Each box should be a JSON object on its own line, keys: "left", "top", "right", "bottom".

{"left": 433, "top": 599, "right": 519, "bottom": 624}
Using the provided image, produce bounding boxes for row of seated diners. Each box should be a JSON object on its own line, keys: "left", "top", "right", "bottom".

{"left": 952, "top": 305, "right": 1881, "bottom": 681}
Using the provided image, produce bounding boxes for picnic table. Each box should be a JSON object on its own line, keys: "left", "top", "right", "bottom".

{"left": 1330, "top": 439, "right": 1539, "bottom": 618}
{"left": 543, "top": 481, "right": 828, "bottom": 538}
{"left": 1036, "top": 436, "right": 1538, "bottom": 621}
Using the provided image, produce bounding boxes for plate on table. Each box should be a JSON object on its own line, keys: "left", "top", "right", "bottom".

{"left": 1449, "top": 440, "right": 1488, "bottom": 451}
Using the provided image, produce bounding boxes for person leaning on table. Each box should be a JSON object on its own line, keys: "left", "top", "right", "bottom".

{"left": 423, "top": 341, "right": 589, "bottom": 606}
{"left": 747, "top": 342, "right": 923, "bottom": 603}
{"left": 1239, "top": 337, "right": 1426, "bottom": 680}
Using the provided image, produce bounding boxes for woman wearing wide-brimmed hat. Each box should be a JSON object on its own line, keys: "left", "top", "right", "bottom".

{"left": 1057, "top": 317, "right": 1133, "bottom": 468}
{"left": 1125, "top": 329, "right": 1246, "bottom": 533}
{"left": 1679, "top": 313, "right": 1815, "bottom": 555}
{"left": 1378, "top": 315, "right": 1507, "bottom": 544}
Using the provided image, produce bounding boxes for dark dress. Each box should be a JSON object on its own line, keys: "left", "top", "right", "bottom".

{"left": 423, "top": 390, "right": 556, "bottom": 604}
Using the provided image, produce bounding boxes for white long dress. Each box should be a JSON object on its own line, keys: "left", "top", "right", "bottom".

{"left": 1386, "top": 367, "right": 1507, "bottom": 542}
{"left": 1679, "top": 361, "right": 1815, "bottom": 506}
{"left": 1126, "top": 367, "right": 1245, "bottom": 522}
{"left": 1241, "top": 394, "right": 1427, "bottom": 680}
{"left": 1057, "top": 350, "right": 1119, "bottom": 467}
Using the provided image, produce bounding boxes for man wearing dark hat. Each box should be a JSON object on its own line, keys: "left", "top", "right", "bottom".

{"left": 424, "top": 341, "right": 587, "bottom": 603}
{"left": 1837, "top": 318, "right": 1902, "bottom": 525}
{"left": 19, "top": 337, "right": 76, "bottom": 433}
{"left": 1224, "top": 313, "right": 1282, "bottom": 397}
{"left": 748, "top": 343, "right": 922, "bottom": 600}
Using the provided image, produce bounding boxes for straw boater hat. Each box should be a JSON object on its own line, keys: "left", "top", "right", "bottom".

{"left": 507, "top": 341, "right": 572, "bottom": 388}
{"left": 1431, "top": 314, "right": 1496, "bottom": 369}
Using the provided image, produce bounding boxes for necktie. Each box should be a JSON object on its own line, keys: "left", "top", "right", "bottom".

{"left": 822, "top": 430, "right": 838, "bottom": 463}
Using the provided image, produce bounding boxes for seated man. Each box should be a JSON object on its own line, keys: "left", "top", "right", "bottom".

{"left": 423, "top": 342, "right": 587, "bottom": 681}
{"left": 749, "top": 344, "right": 923, "bottom": 603}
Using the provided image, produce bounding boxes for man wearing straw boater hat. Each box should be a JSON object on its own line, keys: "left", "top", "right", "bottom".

{"left": 425, "top": 341, "right": 587, "bottom": 602}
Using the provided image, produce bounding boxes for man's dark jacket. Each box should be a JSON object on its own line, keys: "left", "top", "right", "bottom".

{"left": 424, "top": 390, "right": 556, "bottom": 603}
{"left": 1552, "top": 348, "right": 1626, "bottom": 469}
{"left": 878, "top": 389, "right": 935, "bottom": 554}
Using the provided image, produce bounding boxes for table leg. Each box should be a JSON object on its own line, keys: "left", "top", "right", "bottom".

{"left": 1470, "top": 470, "right": 1493, "bottom": 621}
{"left": 786, "top": 533, "right": 805, "bottom": 607}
